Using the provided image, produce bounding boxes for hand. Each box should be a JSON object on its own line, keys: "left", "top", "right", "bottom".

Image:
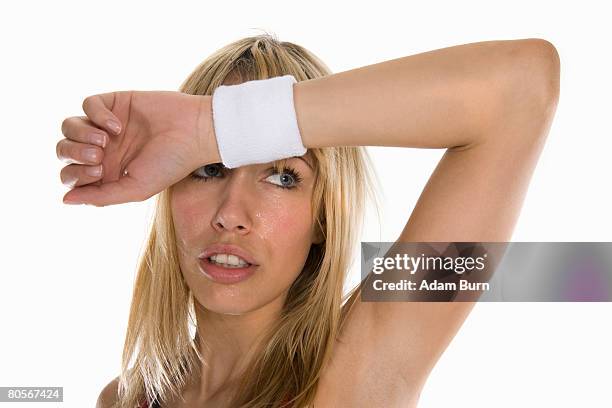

{"left": 57, "top": 91, "right": 218, "bottom": 206}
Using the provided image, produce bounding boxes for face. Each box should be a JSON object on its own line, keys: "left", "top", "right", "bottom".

{"left": 170, "top": 151, "right": 321, "bottom": 315}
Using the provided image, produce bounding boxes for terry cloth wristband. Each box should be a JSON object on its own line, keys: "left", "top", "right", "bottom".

{"left": 211, "top": 74, "right": 307, "bottom": 169}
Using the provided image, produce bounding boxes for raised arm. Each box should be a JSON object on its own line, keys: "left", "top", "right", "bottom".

{"left": 294, "top": 38, "right": 558, "bottom": 156}
{"left": 292, "top": 38, "right": 560, "bottom": 401}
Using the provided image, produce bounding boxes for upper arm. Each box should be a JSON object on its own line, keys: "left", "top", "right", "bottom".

{"left": 96, "top": 376, "right": 120, "bottom": 408}
{"left": 349, "top": 39, "right": 560, "bottom": 395}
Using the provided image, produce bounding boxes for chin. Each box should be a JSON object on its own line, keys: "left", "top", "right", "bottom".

{"left": 186, "top": 265, "right": 286, "bottom": 316}
{"left": 197, "top": 302, "right": 253, "bottom": 316}
{"left": 194, "top": 287, "right": 263, "bottom": 316}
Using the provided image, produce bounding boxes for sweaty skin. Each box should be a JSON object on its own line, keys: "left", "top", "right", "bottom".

{"left": 167, "top": 152, "right": 321, "bottom": 405}
{"left": 62, "top": 38, "right": 559, "bottom": 407}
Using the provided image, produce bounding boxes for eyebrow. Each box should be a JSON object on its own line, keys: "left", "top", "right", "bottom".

{"left": 215, "top": 157, "right": 313, "bottom": 171}
{"left": 292, "top": 156, "right": 313, "bottom": 170}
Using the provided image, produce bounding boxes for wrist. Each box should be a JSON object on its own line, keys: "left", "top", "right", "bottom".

{"left": 196, "top": 94, "right": 221, "bottom": 165}
{"left": 210, "top": 75, "right": 306, "bottom": 169}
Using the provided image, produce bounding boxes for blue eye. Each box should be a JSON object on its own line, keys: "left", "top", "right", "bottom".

{"left": 192, "top": 163, "right": 223, "bottom": 179}
{"left": 189, "top": 163, "right": 303, "bottom": 190}
{"left": 265, "top": 168, "right": 302, "bottom": 190}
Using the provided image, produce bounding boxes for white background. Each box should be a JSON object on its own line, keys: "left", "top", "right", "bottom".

{"left": 1, "top": 1, "right": 610, "bottom": 407}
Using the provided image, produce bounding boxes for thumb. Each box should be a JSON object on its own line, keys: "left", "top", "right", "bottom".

{"left": 62, "top": 175, "right": 151, "bottom": 207}
{"left": 81, "top": 92, "right": 125, "bottom": 136}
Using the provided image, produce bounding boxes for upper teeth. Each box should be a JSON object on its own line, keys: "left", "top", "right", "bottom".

{"left": 210, "top": 253, "right": 250, "bottom": 266}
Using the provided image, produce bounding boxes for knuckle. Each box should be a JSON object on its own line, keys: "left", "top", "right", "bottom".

{"left": 82, "top": 96, "right": 92, "bottom": 112}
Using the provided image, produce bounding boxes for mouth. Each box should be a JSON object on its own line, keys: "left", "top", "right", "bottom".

{"left": 206, "top": 251, "right": 256, "bottom": 267}
{"left": 198, "top": 243, "right": 259, "bottom": 266}
{"left": 198, "top": 257, "right": 258, "bottom": 284}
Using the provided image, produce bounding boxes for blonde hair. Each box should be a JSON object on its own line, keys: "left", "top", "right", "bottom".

{"left": 114, "top": 31, "right": 381, "bottom": 408}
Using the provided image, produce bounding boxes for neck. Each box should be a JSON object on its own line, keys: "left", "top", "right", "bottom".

{"left": 188, "top": 293, "right": 286, "bottom": 402}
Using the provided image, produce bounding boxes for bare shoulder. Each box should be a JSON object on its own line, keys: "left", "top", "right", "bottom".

{"left": 96, "top": 376, "right": 120, "bottom": 408}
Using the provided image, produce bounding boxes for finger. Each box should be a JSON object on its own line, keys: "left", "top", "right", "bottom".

{"left": 81, "top": 92, "right": 124, "bottom": 136}
{"left": 62, "top": 174, "right": 153, "bottom": 207}
{"left": 60, "top": 116, "right": 108, "bottom": 148}
{"left": 60, "top": 164, "right": 104, "bottom": 188}
{"left": 56, "top": 139, "right": 104, "bottom": 165}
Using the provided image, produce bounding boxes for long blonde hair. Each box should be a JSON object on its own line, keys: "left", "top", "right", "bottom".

{"left": 115, "top": 31, "right": 381, "bottom": 408}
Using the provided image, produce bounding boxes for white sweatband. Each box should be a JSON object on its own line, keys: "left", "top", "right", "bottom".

{"left": 211, "top": 74, "right": 307, "bottom": 169}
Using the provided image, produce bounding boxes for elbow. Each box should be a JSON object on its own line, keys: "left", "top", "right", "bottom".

{"left": 523, "top": 38, "right": 560, "bottom": 110}
{"left": 514, "top": 38, "right": 561, "bottom": 115}
{"left": 488, "top": 38, "right": 560, "bottom": 138}
{"left": 473, "top": 39, "right": 560, "bottom": 147}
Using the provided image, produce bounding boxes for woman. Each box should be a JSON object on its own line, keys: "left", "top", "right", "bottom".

{"left": 57, "top": 34, "right": 559, "bottom": 407}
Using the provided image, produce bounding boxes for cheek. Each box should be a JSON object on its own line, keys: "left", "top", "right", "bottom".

{"left": 170, "top": 186, "right": 214, "bottom": 255}
{"left": 256, "top": 198, "right": 313, "bottom": 266}
{"left": 256, "top": 198, "right": 311, "bottom": 240}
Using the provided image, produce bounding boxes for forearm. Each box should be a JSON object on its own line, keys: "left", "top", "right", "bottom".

{"left": 293, "top": 38, "right": 556, "bottom": 151}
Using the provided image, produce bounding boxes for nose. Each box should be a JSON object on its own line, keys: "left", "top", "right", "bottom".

{"left": 211, "top": 171, "right": 252, "bottom": 235}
